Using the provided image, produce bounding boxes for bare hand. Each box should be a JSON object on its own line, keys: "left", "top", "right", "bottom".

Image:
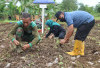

{"left": 48, "top": 36, "right": 52, "bottom": 39}
{"left": 43, "top": 36, "right": 46, "bottom": 38}
{"left": 65, "top": 39, "right": 69, "bottom": 43}
{"left": 22, "top": 44, "right": 30, "bottom": 50}
{"left": 60, "top": 39, "right": 66, "bottom": 44}
{"left": 48, "top": 35, "right": 54, "bottom": 39}
{"left": 13, "top": 40, "right": 20, "bottom": 45}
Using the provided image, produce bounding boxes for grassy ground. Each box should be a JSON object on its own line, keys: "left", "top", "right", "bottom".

{"left": 92, "top": 12, "right": 100, "bottom": 20}
{"left": 0, "top": 15, "right": 100, "bottom": 24}
{"left": 0, "top": 20, "right": 17, "bottom": 23}
{"left": 94, "top": 16, "right": 100, "bottom": 20}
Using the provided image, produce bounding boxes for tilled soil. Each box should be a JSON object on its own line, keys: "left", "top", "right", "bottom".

{"left": 0, "top": 22, "right": 100, "bottom": 68}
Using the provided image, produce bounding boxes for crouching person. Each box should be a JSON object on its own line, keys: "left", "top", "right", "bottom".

{"left": 8, "top": 13, "right": 41, "bottom": 52}
{"left": 45, "top": 20, "right": 66, "bottom": 41}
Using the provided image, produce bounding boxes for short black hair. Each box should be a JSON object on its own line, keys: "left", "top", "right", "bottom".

{"left": 55, "top": 11, "right": 62, "bottom": 21}
{"left": 22, "top": 12, "right": 31, "bottom": 18}
{"left": 55, "top": 11, "right": 62, "bottom": 19}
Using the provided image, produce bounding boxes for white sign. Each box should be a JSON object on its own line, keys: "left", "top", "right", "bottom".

{"left": 5, "top": 2, "right": 9, "bottom": 5}
{"left": 16, "top": 1, "right": 21, "bottom": 7}
{"left": 39, "top": 4, "right": 47, "bottom": 8}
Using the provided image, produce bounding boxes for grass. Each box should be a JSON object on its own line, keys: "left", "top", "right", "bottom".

{"left": 92, "top": 12, "right": 100, "bottom": 20}
{"left": 0, "top": 20, "right": 17, "bottom": 23}
{"left": 94, "top": 16, "right": 100, "bottom": 20}
{"left": 0, "top": 15, "right": 100, "bottom": 24}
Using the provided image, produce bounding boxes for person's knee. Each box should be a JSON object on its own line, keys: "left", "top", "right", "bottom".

{"left": 59, "top": 32, "right": 66, "bottom": 39}
{"left": 16, "top": 27, "right": 23, "bottom": 37}
{"left": 59, "top": 35, "right": 64, "bottom": 39}
{"left": 16, "top": 27, "right": 23, "bottom": 32}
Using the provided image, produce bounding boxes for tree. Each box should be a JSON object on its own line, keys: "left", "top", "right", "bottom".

{"left": 61, "top": 0, "right": 78, "bottom": 11}
{"left": 95, "top": 3, "right": 100, "bottom": 13}
{"left": 0, "top": 0, "right": 6, "bottom": 20}
{"left": 78, "top": 3, "right": 94, "bottom": 13}
{"left": 78, "top": 3, "right": 85, "bottom": 10}
{"left": 0, "top": 0, "right": 62, "bottom": 20}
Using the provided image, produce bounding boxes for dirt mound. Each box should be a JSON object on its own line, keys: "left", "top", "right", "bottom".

{"left": 95, "top": 20, "right": 100, "bottom": 23}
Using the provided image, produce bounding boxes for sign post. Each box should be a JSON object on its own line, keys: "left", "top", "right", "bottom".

{"left": 33, "top": 0, "right": 55, "bottom": 33}
{"left": 39, "top": 4, "right": 47, "bottom": 33}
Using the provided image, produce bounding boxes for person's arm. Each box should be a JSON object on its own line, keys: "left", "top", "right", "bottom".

{"left": 64, "top": 24, "right": 74, "bottom": 42}
{"left": 29, "top": 26, "right": 40, "bottom": 47}
{"left": 60, "top": 24, "right": 74, "bottom": 44}
{"left": 64, "top": 13, "right": 74, "bottom": 42}
{"left": 8, "top": 23, "right": 19, "bottom": 42}
{"left": 46, "top": 28, "right": 52, "bottom": 38}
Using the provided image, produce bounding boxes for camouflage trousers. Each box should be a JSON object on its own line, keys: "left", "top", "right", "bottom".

{"left": 12, "top": 27, "right": 40, "bottom": 53}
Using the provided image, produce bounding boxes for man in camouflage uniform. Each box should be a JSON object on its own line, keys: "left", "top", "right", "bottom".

{"left": 8, "top": 13, "right": 41, "bottom": 52}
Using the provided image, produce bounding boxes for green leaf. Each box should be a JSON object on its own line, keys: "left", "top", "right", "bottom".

{"left": 59, "top": 62, "right": 63, "bottom": 65}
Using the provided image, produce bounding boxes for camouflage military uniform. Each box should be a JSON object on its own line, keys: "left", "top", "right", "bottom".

{"left": 8, "top": 20, "right": 41, "bottom": 53}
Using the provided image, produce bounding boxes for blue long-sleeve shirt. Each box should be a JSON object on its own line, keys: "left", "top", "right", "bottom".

{"left": 64, "top": 11, "right": 94, "bottom": 28}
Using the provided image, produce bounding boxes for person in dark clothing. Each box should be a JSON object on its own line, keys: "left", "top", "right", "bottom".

{"left": 8, "top": 15, "right": 11, "bottom": 20}
{"left": 45, "top": 20, "right": 66, "bottom": 39}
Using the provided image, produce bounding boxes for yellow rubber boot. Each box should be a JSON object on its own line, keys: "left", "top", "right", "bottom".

{"left": 66, "top": 40, "right": 84, "bottom": 56}
{"left": 80, "top": 41, "right": 84, "bottom": 55}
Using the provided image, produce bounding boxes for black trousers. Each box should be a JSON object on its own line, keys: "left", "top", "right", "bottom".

{"left": 74, "top": 20, "right": 95, "bottom": 41}
{"left": 58, "top": 31, "right": 66, "bottom": 39}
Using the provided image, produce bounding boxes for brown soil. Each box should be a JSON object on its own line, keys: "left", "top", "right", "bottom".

{"left": 0, "top": 22, "right": 100, "bottom": 68}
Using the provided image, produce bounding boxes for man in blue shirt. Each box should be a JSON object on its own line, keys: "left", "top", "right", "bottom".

{"left": 55, "top": 11, "right": 95, "bottom": 56}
